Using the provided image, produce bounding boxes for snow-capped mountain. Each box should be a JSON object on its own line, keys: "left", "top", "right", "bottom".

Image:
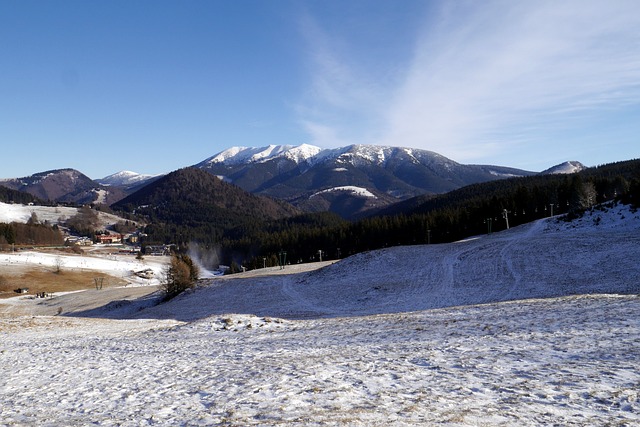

{"left": 98, "top": 171, "right": 160, "bottom": 187}
{"left": 196, "top": 144, "right": 536, "bottom": 218}
{"left": 203, "top": 144, "right": 454, "bottom": 169}
{"left": 97, "top": 171, "right": 163, "bottom": 194}
{"left": 0, "top": 145, "right": 587, "bottom": 218}
{"left": 541, "top": 161, "right": 586, "bottom": 175}
{"left": 201, "top": 144, "right": 322, "bottom": 166}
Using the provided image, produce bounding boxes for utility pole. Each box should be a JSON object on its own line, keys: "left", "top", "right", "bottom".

{"left": 485, "top": 218, "right": 492, "bottom": 234}
{"left": 549, "top": 204, "right": 554, "bottom": 217}
{"left": 279, "top": 250, "right": 287, "bottom": 270}
{"left": 502, "top": 209, "right": 510, "bottom": 230}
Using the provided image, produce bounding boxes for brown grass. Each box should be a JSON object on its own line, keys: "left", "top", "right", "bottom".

{"left": 0, "top": 267, "right": 127, "bottom": 299}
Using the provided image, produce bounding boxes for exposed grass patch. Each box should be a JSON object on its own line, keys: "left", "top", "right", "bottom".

{"left": 0, "top": 267, "right": 126, "bottom": 299}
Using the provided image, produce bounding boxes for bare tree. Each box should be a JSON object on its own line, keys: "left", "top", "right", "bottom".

{"left": 54, "top": 256, "right": 64, "bottom": 274}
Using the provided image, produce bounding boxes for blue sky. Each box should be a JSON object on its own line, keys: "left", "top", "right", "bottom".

{"left": 1, "top": 0, "right": 639, "bottom": 179}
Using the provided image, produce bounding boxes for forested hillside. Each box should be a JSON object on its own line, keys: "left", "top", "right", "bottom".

{"left": 218, "top": 159, "right": 640, "bottom": 269}
{"left": 0, "top": 186, "right": 39, "bottom": 205}
{"left": 103, "top": 159, "right": 640, "bottom": 270}
{"left": 112, "top": 168, "right": 300, "bottom": 246}
{"left": 0, "top": 188, "right": 63, "bottom": 247}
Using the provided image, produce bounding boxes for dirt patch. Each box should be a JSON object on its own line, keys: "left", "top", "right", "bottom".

{"left": 0, "top": 266, "right": 126, "bottom": 299}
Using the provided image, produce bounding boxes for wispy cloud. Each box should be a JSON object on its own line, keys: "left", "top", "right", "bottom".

{"left": 295, "top": 10, "right": 396, "bottom": 147}
{"left": 381, "top": 1, "right": 640, "bottom": 161}
{"left": 297, "top": 1, "right": 640, "bottom": 165}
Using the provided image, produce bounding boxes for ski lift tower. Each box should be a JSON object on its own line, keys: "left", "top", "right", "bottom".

{"left": 502, "top": 209, "right": 510, "bottom": 230}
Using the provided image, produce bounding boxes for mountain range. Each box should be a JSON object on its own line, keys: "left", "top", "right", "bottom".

{"left": 1, "top": 144, "right": 586, "bottom": 218}
{"left": 0, "top": 168, "right": 126, "bottom": 206}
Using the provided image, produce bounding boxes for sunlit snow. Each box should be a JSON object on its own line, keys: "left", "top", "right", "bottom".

{"left": 1, "top": 202, "right": 639, "bottom": 425}
{"left": 311, "top": 186, "right": 378, "bottom": 199}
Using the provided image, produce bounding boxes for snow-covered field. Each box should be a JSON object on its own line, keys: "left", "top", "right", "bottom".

{"left": 0, "top": 250, "right": 166, "bottom": 284}
{"left": 0, "top": 201, "right": 131, "bottom": 229}
{"left": 1, "top": 202, "right": 639, "bottom": 426}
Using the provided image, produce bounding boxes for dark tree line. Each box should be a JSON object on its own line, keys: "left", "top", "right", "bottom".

{"left": 0, "top": 222, "right": 64, "bottom": 247}
{"left": 0, "top": 186, "right": 39, "bottom": 205}
{"left": 65, "top": 205, "right": 101, "bottom": 237}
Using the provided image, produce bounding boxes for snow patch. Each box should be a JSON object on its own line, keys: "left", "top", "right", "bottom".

{"left": 205, "top": 144, "right": 321, "bottom": 165}
{"left": 311, "top": 186, "right": 377, "bottom": 199}
{"left": 99, "top": 170, "right": 159, "bottom": 186}
{"left": 489, "top": 170, "right": 522, "bottom": 178}
{"left": 93, "top": 188, "right": 108, "bottom": 204}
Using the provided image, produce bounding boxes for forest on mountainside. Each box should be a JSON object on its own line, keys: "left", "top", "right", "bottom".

{"left": 113, "top": 167, "right": 300, "bottom": 246}
{"left": 215, "top": 160, "right": 640, "bottom": 270}
{"left": 0, "top": 186, "right": 38, "bottom": 205}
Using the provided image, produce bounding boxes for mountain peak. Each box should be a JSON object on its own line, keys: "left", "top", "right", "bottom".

{"left": 203, "top": 144, "right": 322, "bottom": 166}
{"left": 98, "top": 170, "right": 159, "bottom": 187}
{"left": 541, "top": 161, "right": 586, "bottom": 175}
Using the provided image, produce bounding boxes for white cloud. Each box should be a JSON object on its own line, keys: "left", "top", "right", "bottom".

{"left": 380, "top": 1, "right": 640, "bottom": 162}
{"left": 297, "top": 1, "right": 640, "bottom": 164}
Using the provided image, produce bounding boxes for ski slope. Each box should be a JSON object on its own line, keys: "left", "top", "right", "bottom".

{"left": 1, "top": 202, "right": 639, "bottom": 426}
{"left": 125, "top": 202, "right": 640, "bottom": 321}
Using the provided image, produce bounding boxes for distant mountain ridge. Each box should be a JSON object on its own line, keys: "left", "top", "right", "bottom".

{"left": 97, "top": 170, "right": 163, "bottom": 194}
{"left": 540, "top": 161, "right": 586, "bottom": 175}
{"left": 98, "top": 170, "right": 160, "bottom": 187}
{"left": 0, "top": 168, "right": 125, "bottom": 205}
{"left": 201, "top": 144, "right": 322, "bottom": 166}
{"left": 0, "top": 144, "right": 588, "bottom": 218}
{"left": 195, "top": 144, "right": 538, "bottom": 217}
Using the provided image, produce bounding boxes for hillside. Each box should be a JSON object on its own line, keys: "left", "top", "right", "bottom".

{"left": 372, "top": 158, "right": 640, "bottom": 220}
{"left": 203, "top": 158, "right": 639, "bottom": 270}
{"left": 0, "top": 168, "right": 125, "bottom": 205}
{"left": 1, "top": 202, "right": 638, "bottom": 426}
{"left": 8, "top": 201, "right": 637, "bottom": 319}
{"left": 112, "top": 167, "right": 300, "bottom": 244}
{"left": 112, "top": 201, "right": 638, "bottom": 320}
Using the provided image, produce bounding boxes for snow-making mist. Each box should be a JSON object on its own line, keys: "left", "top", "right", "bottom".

{"left": 187, "top": 242, "right": 223, "bottom": 278}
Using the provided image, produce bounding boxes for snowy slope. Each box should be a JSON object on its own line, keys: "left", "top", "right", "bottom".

{"left": 203, "top": 144, "right": 322, "bottom": 165}
{"left": 98, "top": 170, "right": 160, "bottom": 186}
{"left": 541, "top": 161, "right": 586, "bottom": 175}
{"left": 1, "top": 202, "right": 639, "bottom": 426}
{"left": 1, "top": 295, "right": 638, "bottom": 425}
{"left": 311, "top": 186, "right": 378, "bottom": 199}
{"left": 0, "top": 201, "right": 129, "bottom": 229}
{"left": 124, "top": 202, "right": 639, "bottom": 321}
